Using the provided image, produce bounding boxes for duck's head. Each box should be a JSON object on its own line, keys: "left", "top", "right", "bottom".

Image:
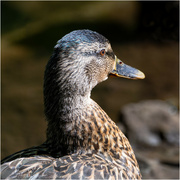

{"left": 44, "top": 29, "right": 145, "bottom": 120}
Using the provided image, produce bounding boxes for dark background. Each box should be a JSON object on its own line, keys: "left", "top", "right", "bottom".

{"left": 1, "top": 1, "right": 179, "bottom": 178}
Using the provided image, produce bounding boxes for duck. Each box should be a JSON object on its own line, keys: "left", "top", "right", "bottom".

{"left": 1, "top": 29, "right": 145, "bottom": 179}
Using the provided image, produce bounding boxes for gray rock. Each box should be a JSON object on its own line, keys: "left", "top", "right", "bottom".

{"left": 119, "top": 100, "right": 179, "bottom": 179}
{"left": 137, "top": 156, "right": 179, "bottom": 179}
{"left": 119, "top": 100, "right": 179, "bottom": 147}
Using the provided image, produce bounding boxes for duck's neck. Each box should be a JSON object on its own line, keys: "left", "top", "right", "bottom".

{"left": 45, "top": 88, "right": 94, "bottom": 156}
{"left": 43, "top": 52, "right": 98, "bottom": 156}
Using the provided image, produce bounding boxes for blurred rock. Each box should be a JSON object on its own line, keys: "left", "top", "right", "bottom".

{"left": 118, "top": 100, "right": 179, "bottom": 179}
{"left": 137, "top": 156, "right": 179, "bottom": 179}
{"left": 119, "top": 100, "right": 179, "bottom": 147}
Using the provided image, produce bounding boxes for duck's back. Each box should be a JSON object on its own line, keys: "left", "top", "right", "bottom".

{"left": 1, "top": 153, "right": 140, "bottom": 179}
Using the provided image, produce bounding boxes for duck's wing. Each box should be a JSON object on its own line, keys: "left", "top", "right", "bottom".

{"left": 1, "top": 143, "right": 49, "bottom": 164}
{"left": 1, "top": 153, "right": 141, "bottom": 179}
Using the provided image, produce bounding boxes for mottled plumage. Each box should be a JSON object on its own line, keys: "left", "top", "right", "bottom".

{"left": 1, "top": 29, "right": 145, "bottom": 179}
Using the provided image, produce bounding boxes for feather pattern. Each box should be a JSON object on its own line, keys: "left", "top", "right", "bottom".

{"left": 1, "top": 153, "right": 140, "bottom": 179}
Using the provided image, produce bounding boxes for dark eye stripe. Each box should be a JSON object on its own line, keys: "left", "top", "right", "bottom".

{"left": 106, "top": 51, "right": 115, "bottom": 59}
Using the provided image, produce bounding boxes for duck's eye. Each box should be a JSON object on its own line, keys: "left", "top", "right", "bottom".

{"left": 100, "top": 49, "right": 106, "bottom": 56}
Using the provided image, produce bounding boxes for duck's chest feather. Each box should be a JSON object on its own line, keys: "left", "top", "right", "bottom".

{"left": 45, "top": 99, "right": 141, "bottom": 179}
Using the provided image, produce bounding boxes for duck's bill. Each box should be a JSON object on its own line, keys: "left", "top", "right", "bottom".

{"left": 110, "top": 56, "right": 145, "bottom": 79}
